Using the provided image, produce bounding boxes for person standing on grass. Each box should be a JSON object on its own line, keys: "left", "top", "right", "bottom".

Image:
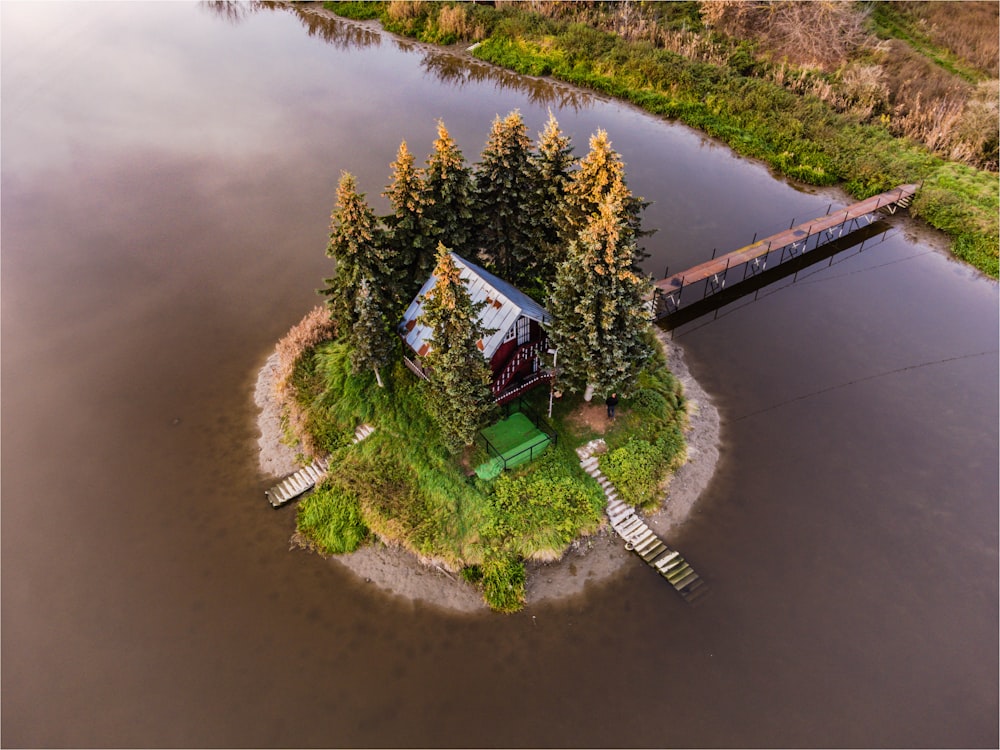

{"left": 606, "top": 392, "right": 618, "bottom": 419}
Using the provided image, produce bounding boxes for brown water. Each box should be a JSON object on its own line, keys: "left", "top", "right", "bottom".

{"left": 3, "top": 4, "right": 997, "bottom": 747}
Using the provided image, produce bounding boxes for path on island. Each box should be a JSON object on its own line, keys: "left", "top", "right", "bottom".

{"left": 577, "top": 439, "right": 708, "bottom": 604}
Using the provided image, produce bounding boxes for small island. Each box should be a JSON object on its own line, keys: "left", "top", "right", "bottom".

{"left": 260, "top": 112, "right": 710, "bottom": 612}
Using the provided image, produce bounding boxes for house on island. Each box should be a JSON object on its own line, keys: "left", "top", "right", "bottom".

{"left": 399, "top": 252, "right": 553, "bottom": 406}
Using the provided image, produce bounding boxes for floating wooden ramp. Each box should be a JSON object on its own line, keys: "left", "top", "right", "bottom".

{"left": 265, "top": 423, "right": 376, "bottom": 508}
{"left": 266, "top": 457, "right": 329, "bottom": 508}
{"left": 578, "top": 441, "right": 708, "bottom": 604}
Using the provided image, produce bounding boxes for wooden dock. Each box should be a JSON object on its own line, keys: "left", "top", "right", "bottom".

{"left": 652, "top": 184, "right": 919, "bottom": 319}
{"left": 578, "top": 441, "right": 708, "bottom": 604}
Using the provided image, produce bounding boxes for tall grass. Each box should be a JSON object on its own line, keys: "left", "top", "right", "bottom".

{"left": 286, "top": 329, "right": 689, "bottom": 610}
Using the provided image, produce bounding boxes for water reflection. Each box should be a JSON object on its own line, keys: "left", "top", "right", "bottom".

{"left": 211, "top": 0, "right": 595, "bottom": 111}
{"left": 199, "top": 0, "right": 268, "bottom": 26}
{"left": 417, "top": 47, "right": 594, "bottom": 111}
{"left": 284, "top": 3, "right": 383, "bottom": 50}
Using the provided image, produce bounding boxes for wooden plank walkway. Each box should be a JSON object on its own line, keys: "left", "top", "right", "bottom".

{"left": 266, "top": 457, "right": 329, "bottom": 508}
{"left": 577, "top": 440, "right": 708, "bottom": 604}
{"left": 265, "top": 423, "right": 376, "bottom": 508}
{"left": 654, "top": 184, "right": 919, "bottom": 301}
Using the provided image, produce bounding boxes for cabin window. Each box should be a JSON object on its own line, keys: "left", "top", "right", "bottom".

{"left": 516, "top": 317, "right": 530, "bottom": 345}
{"left": 502, "top": 325, "right": 516, "bottom": 343}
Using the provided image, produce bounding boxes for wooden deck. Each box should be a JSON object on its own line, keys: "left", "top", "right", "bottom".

{"left": 577, "top": 441, "right": 708, "bottom": 604}
{"left": 654, "top": 184, "right": 919, "bottom": 306}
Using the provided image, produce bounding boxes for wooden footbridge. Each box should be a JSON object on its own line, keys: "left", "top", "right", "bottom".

{"left": 651, "top": 184, "right": 919, "bottom": 320}
{"left": 578, "top": 440, "right": 708, "bottom": 604}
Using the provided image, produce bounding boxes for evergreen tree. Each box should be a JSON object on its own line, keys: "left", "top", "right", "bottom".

{"left": 418, "top": 244, "right": 495, "bottom": 453}
{"left": 547, "top": 180, "right": 654, "bottom": 398}
{"left": 562, "top": 129, "right": 651, "bottom": 266}
{"left": 383, "top": 140, "right": 431, "bottom": 304}
{"left": 320, "top": 172, "right": 390, "bottom": 334}
{"left": 422, "top": 120, "right": 475, "bottom": 257}
{"left": 422, "top": 121, "right": 476, "bottom": 259}
{"left": 532, "top": 111, "right": 576, "bottom": 286}
{"left": 473, "top": 110, "right": 542, "bottom": 286}
{"left": 349, "top": 276, "right": 393, "bottom": 388}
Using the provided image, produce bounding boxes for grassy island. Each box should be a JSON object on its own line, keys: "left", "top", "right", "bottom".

{"left": 325, "top": 0, "right": 999, "bottom": 278}
{"left": 274, "top": 112, "right": 690, "bottom": 611}
{"left": 282, "top": 318, "right": 686, "bottom": 612}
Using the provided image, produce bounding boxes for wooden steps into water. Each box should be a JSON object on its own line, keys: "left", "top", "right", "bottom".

{"left": 265, "top": 423, "right": 377, "bottom": 508}
{"left": 576, "top": 439, "right": 709, "bottom": 604}
{"left": 266, "top": 456, "right": 329, "bottom": 508}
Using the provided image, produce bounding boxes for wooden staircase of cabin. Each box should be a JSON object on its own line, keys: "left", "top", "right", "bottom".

{"left": 492, "top": 340, "right": 545, "bottom": 397}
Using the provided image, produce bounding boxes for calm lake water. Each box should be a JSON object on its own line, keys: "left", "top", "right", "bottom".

{"left": 3, "top": 3, "right": 997, "bottom": 747}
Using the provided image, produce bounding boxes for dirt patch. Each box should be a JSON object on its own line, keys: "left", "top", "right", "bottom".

{"left": 563, "top": 399, "right": 613, "bottom": 435}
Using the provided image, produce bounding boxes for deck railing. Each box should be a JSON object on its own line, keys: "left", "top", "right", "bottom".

{"left": 491, "top": 339, "right": 547, "bottom": 397}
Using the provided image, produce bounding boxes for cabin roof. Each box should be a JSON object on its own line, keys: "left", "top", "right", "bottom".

{"left": 399, "top": 252, "right": 550, "bottom": 361}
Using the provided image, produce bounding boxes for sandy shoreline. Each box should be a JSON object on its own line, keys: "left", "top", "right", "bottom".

{"left": 254, "top": 329, "right": 720, "bottom": 613}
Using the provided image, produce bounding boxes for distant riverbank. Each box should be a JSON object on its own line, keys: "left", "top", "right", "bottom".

{"left": 255, "top": 328, "right": 720, "bottom": 612}
{"left": 312, "top": 0, "right": 998, "bottom": 278}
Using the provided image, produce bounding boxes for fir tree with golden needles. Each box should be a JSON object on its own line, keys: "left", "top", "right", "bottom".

{"left": 422, "top": 122, "right": 475, "bottom": 259}
{"left": 418, "top": 244, "right": 496, "bottom": 453}
{"left": 383, "top": 140, "right": 431, "bottom": 303}
{"left": 321, "top": 172, "right": 391, "bottom": 334}
{"left": 548, "top": 176, "right": 654, "bottom": 397}
{"left": 474, "top": 110, "right": 543, "bottom": 286}
{"left": 533, "top": 110, "right": 576, "bottom": 281}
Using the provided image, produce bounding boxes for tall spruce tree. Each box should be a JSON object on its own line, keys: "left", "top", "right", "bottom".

{"left": 320, "top": 172, "right": 390, "bottom": 334}
{"left": 350, "top": 276, "right": 393, "bottom": 388}
{"left": 418, "top": 244, "right": 495, "bottom": 453}
{"left": 473, "top": 110, "right": 542, "bottom": 286}
{"left": 562, "top": 129, "right": 651, "bottom": 267}
{"left": 422, "top": 121, "right": 476, "bottom": 259}
{"left": 547, "top": 179, "right": 653, "bottom": 398}
{"left": 532, "top": 111, "right": 576, "bottom": 286}
{"left": 383, "top": 140, "right": 431, "bottom": 304}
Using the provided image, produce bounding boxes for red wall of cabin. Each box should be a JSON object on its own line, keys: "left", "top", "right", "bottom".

{"left": 489, "top": 318, "right": 546, "bottom": 377}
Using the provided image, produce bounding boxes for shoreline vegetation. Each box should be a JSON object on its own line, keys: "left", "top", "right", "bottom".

{"left": 272, "top": 309, "right": 690, "bottom": 613}
{"left": 256, "top": 326, "right": 721, "bottom": 613}
{"left": 322, "top": 0, "right": 999, "bottom": 278}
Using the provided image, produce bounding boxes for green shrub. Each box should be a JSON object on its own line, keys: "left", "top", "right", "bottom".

{"left": 296, "top": 479, "right": 370, "bottom": 554}
{"left": 326, "top": 1, "right": 382, "bottom": 21}
{"left": 485, "top": 447, "right": 604, "bottom": 558}
{"left": 600, "top": 437, "right": 664, "bottom": 509}
{"left": 481, "top": 554, "right": 526, "bottom": 613}
{"left": 627, "top": 387, "right": 669, "bottom": 419}
{"left": 460, "top": 565, "right": 483, "bottom": 584}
